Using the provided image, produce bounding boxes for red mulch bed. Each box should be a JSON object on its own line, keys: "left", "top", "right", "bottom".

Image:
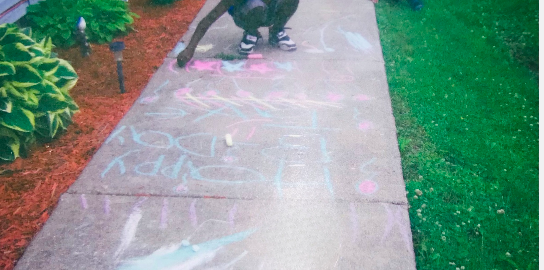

{"left": 0, "top": 0, "right": 205, "bottom": 268}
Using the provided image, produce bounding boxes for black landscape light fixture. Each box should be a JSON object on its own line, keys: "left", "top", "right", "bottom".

{"left": 109, "top": 41, "right": 126, "bottom": 94}
{"left": 75, "top": 17, "right": 91, "bottom": 57}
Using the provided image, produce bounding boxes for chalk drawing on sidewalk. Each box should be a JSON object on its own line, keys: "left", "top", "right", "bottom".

{"left": 301, "top": 40, "right": 325, "bottom": 53}
{"left": 380, "top": 204, "right": 413, "bottom": 250}
{"left": 116, "top": 229, "right": 256, "bottom": 270}
{"left": 337, "top": 27, "right": 372, "bottom": 51}
{"left": 114, "top": 203, "right": 144, "bottom": 263}
{"left": 353, "top": 108, "right": 374, "bottom": 131}
{"left": 356, "top": 158, "right": 379, "bottom": 195}
{"left": 195, "top": 44, "right": 214, "bottom": 52}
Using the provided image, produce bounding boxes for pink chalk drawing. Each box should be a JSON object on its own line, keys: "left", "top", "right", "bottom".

{"left": 381, "top": 204, "right": 414, "bottom": 252}
{"left": 168, "top": 59, "right": 179, "bottom": 74}
{"left": 160, "top": 198, "right": 168, "bottom": 229}
{"left": 140, "top": 96, "right": 158, "bottom": 104}
{"left": 358, "top": 180, "right": 378, "bottom": 194}
{"left": 175, "top": 88, "right": 192, "bottom": 98}
{"left": 191, "top": 60, "right": 221, "bottom": 72}
{"left": 294, "top": 93, "right": 307, "bottom": 100}
{"left": 236, "top": 90, "right": 252, "bottom": 98}
{"left": 189, "top": 199, "right": 198, "bottom": 228}
{"left": 327, "top": 92, "right": 344, "bottom": 102}
{"left": 80, "top": 194, "right": 88, "bottom": 209}
{"left": 246, "top": 126, "right": 257, "bottom": 140}
{"left": 266, "top": 91, "right": 288, "bottom": 100}
{"left": 358, "top": 121, "right": 373, "bottom": 130}
{"left": 228, "top": 203, "right": 237, "bottom": 226}
{"left": 104, "top": 196, "right": 111, "bottom": 216}
{"left": 354, "top": 94, "right": 372, "bottom": 101}
{"left": 222, "top": 156, "right": 238, "bottom": 163}
{"left": 301, "top": 40, "right": 325, "bottom": 53}
{"left": 175, "top": 184, "right": 188, "bottom": 193}
{"left": 349, "top": 203, "right": 359, "bottom": 242}
{"left": 248, "top": 63, "right": 274, "bottom": 74}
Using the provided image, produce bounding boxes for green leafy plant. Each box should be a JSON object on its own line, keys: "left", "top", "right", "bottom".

{"left": 24, "top": 0, "right": 139, "bottom": 47}
{"left": 0, "top": 24, "right": 79, "bottom": 162}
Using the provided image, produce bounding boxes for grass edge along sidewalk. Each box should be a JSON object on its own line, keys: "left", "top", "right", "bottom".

{"left": 375, "top": 0, "right": 538, "bottom": 269}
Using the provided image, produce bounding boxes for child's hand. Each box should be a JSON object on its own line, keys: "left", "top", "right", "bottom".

{"left": 370, "top": 0, "right": 378, "bottom": 3}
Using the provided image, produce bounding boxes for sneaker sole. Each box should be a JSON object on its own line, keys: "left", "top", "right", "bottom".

{"left": 278, "top": 43, "right": 297, "bottom": 51}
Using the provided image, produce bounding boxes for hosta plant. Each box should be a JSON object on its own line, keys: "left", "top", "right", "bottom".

{"left": 24, "top": 0, "right": 139, "bottom": 47}
{"left": 0, "top": 24, "right": 79, "bottom": 162}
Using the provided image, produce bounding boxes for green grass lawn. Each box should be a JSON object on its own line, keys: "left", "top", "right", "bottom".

{"left": 375, "top": 0, "right": 538, "bottom": 268}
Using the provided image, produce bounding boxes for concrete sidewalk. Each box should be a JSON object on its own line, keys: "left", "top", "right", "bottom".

{"left": 16, "top": 0, "right": 416, "bottom": 269}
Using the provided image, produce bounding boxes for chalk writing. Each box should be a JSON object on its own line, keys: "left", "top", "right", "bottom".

{"left": 117, "top": 229, "right": 256, "bottom": 270}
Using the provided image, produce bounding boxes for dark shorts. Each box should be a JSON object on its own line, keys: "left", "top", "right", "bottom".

{"left": 228, "top": 0, "right": 298, "bottom": 31}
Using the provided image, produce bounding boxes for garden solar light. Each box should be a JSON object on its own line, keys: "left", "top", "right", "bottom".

{"left": 109, "top": 41, "right": 126, "bottom": 94}
{"left": 75, "top": 17, "right": 91, "bottom": 57}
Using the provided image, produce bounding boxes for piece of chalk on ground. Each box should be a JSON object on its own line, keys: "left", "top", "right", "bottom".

{"left": 247, "top": 54, "right": 263, "bottom": 59}
{"left": 225, "top": 134, "right": 233, "bottom": 146}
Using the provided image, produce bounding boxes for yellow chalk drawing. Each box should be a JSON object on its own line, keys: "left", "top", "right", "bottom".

{"left": 195, "top": 44, "right": 214, "bottom": 52}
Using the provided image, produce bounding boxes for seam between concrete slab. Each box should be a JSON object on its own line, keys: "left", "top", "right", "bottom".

{"left": 64, "top": 191, "right": 408, "bottom": 205}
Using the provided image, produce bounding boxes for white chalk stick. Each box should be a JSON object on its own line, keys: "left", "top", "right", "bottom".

{"left": 225, "top": 134, "right": 233, "bottom": 146}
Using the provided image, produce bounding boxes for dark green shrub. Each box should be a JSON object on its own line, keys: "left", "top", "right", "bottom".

{"left": 0, "top": 24, "right": 79, "bottom": 162}
{"left": 24, "top": 0, "right": 139, "bottom": 47}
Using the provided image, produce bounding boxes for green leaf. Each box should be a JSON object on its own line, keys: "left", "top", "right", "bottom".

{"left": 60, "top": 30, "right": 71, "bottom": 41}
{"left": 0, "top": 96, "right": 12, "bottom": 113}
{"left": 60, "top": 80, "right": 78, "bottom": 95}
{"left": 2, "top": 43, "right": 33, "bottom": 62}
{"left": 0, "top": 106, "right": 35, "bottom": 132}
{"left": 20, "top": 27, "right": 32, "bottom": 37}
{"left": 0, "top": 62, "right": 15, "bottom": 76}
{"left": 29, "top": 46, "right": 45, "bottom": 57}
{"left": 62, "top": 93, "right": 79, "bottom": 111}
{"left": 57, "top": 107, "right": 74, "bottom": 128}
{"left": 12, "top": 64, "right": 42, "bottom": 87}
{"left": 0, "top": 33, "right": 35, "bottom": 46}
{"left": 38, "top": 93, "right": 69, "bottom": 112}
{"left": 53, "top": 59, "right": 77, "bottom": 80}
{"left": 0, "top": 127, "right": 20, "bottom": 161}
{"left": 42, "top": 80, "right": 63, "bottom": 96}
{"left": 4, "top": 82, "right": 28, "bottom": 100}
{"left": 38, "top": 58, "right": 60, "bottom": 77}
{"left": 0, "top": 25, "right": 9, "bottom": 41}
{"left": 35, "top": 112, "right": 60, "bottom": 138}
{"left": 40, "top": 37, "right": 54, "bottom": 57}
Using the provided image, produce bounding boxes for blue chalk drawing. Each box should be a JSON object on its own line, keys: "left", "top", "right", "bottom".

{"left": 337, "top": 27, "right": 372, "bottom": 51}
{"left": 101, "top": 150, "right": 141, "bottom": 178}
{"left": 171, "top": 42, "right": 186, "bottom": 56}
{"left": 160, "top": 155, "right": 187, "bottom": 179}
{"left": 323, "top": 166, "right": 335, "bottom": 196}
{"left": 117, "top": 229, "right": 257, "bottom": 270}
{"left": 135, "top": 155, "right": 166, "bottom": 176}
{"left": 222, "top": 61, "right": 245, "bottom": 72}
{"left": 274, "top": 159, "right": 285, "bottom": 197}
{"left": 145, "top": 107, "right": 187, "bottom": 119}
{"left": 175, "top": 133, "right": 217, "bottom": 158}
{"left": 273, "top": 62, "right": 294, "bottom": 71}
{"left": 131, "top": 126, "right": 175, "bottom": 149}
{"left": 105, "top": 126, "right": 127, "bottom": 144}
{"left": 183, "top": 164, "right": 266, "bottom": 184}
{"left": 192, "top": 107, "right": 230, "bottom": 123}
{"left": 320, "top": 137, "right": 332, "bottom": 163}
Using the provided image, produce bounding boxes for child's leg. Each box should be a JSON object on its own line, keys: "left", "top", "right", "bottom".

{"left": 231, "top": 0, "right": 268, "bottom": 35}
{"left": 268, "top": 0, "right": 299, "bottom": 34}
